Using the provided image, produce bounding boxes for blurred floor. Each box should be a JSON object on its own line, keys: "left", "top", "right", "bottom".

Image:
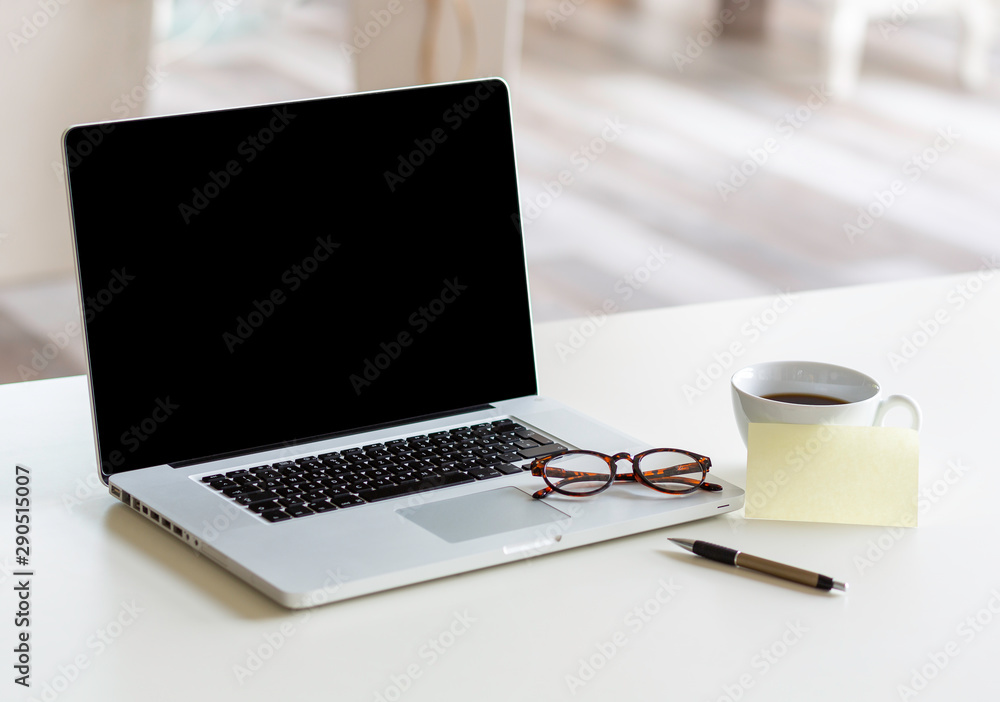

{"left": 2, "top": 0, "right": 999, "bottom": 383}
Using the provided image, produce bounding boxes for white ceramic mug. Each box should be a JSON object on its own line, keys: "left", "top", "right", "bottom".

{"left": 731, "top": 361, "right": 921, "bottom": 446}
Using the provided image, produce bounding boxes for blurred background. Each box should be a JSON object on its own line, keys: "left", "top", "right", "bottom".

{"left": 2, "top": 0, "right": 999, "bottom": 383}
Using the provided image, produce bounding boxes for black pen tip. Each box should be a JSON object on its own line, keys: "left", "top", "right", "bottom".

{"left": 668, "top": 538, "right": 696, "bottom": 553}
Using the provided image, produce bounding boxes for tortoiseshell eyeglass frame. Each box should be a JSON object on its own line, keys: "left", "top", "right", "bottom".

{"left": 529, "top": 448, "right": 723, "bottom": 500}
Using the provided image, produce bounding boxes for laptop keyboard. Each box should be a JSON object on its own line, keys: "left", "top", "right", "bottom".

{"left": 197, "top": 419, "right": 567, "bottom": 523}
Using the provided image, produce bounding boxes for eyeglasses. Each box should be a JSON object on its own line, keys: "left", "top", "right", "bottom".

{"left": 529, "top": 448, "right": 722, "bottom": 500}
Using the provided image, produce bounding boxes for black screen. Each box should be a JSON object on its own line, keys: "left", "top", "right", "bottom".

{"left": 66, "top": 79, "right": 536, "bottom": 478}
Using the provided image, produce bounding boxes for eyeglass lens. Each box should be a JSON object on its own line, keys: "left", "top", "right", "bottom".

{"left": 636, "top": 450, "right": 706, "bottom": 492}
{"left": 541, "top": 452, "right": 611, "bottom": 494}
{"left": 542, "top": 450, "right": 706, "bottom": 495}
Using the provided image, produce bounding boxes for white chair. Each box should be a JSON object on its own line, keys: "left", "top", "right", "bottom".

{"left": 825, "top": 0, "right": 999, "bottom": 97}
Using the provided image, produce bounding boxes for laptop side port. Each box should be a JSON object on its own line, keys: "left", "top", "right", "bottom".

{"left": 129, "top": 499, "right": 195, "bottom": 544}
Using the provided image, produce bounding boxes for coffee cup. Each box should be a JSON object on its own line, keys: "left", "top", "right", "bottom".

{"left": 731, "top": 360, "right": 921, "bottom": 446}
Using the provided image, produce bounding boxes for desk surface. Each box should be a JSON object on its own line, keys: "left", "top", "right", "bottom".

{"left": 3, "top": 273, "right": 998, "bottom": 701}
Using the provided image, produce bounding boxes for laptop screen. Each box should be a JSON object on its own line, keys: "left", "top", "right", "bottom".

{"left": 66, "top": 79, "right": 537, "bottom": 478}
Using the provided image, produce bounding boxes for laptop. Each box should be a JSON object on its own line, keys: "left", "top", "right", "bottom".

{"left": 64, "top": 78, "right": 743, "bottom": 608}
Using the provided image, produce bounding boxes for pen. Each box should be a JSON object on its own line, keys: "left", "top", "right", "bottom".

{"left": 668, "top": 538, "right": 847, "bottom": 592}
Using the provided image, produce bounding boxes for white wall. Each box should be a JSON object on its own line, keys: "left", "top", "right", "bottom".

{"left": 0, "top": 0, "right": 154, "bottom": 285}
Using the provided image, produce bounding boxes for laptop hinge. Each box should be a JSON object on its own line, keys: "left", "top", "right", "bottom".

{"left": 168, "top": 403, "right": 496, "bottom": 469}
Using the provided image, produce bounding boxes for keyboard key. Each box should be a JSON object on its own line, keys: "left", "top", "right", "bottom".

{"left": 235, "top": 490, "right": 280, "bottom": 505}
{"left": 286, "top": 504, "right": 315, "bottom": 518}
{"left": 260, "top": 509, "right": 291, "bottom": 523}
{"left": 466, "top": 467, "right": 503, "bottom": 480}
{"left": 307, "top": 500, "right": 338, "bottom": 513}
{"left": 357, "top": 471, "right": 474, "bottom": 502}
{"left": 222, "top": 484, "right": 258, "bottom": 497}
{"left": 249, "top": 500, "right": 279, "bottom": 513}
{"left": 516, "top": 430, "right": 554, "bottom": 445}
{"left": 518, "top": 443, "right": 568, "bottom": 459}
{"left": 329, "top": 493, "right": 366, "bottom": 508}
{"left": 493, "top": 463, "right": 523, "bottom": 475}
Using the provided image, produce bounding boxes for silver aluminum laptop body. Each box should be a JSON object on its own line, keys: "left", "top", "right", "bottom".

{"left": 65, "top": 78, "right": 744, "bottom": 608}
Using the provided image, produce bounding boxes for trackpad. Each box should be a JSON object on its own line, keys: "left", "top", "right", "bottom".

{"left": 397, "top": 488, "right": 571, "bottom": 543}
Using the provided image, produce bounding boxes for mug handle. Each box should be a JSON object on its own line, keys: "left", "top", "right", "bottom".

{"left": 873, "top": 394, "right": 921, "bottom": 430}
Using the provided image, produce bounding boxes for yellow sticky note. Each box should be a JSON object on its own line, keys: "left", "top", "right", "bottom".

{"left": 745, "top": 423, "right": 919, "bottom": 527}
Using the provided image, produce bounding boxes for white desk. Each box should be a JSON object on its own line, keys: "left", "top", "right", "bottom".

{"left": 3, "top": 273, "right": 998, "bottom": 700}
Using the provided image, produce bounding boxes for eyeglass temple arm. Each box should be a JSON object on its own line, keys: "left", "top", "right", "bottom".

{"left": 532, "top": 475, "right": 722, "bottom": 498}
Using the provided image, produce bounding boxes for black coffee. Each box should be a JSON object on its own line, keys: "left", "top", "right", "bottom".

{"left": 762, "top": 393, "right": 848, "bottom": 406}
